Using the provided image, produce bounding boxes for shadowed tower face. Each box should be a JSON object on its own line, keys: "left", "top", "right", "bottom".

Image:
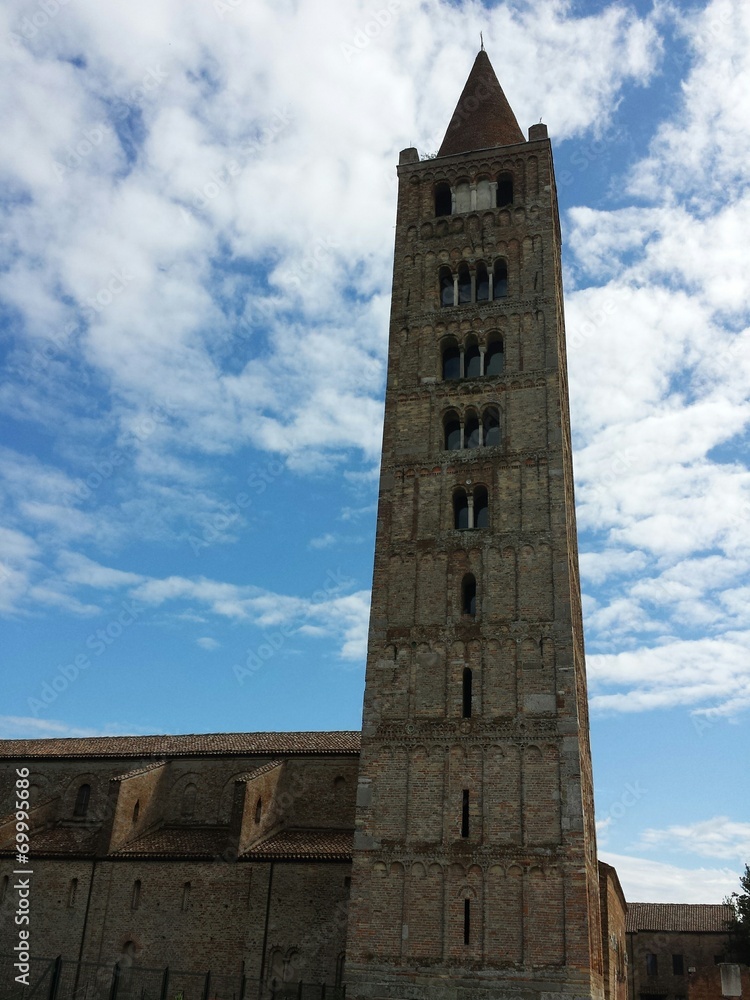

{"left": 344, "top": 50, "right": 603, "bottom": 1000}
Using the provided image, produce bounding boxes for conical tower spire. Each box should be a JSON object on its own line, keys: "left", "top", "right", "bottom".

{"left": 437, "top": 49, "right": 524, "bottom": 156}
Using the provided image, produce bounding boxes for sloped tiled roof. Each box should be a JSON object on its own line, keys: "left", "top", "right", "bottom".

{"left": 233, "top": 760, "right": 285, "bottom": 782}
{"left": 112, "top": 826, "right": 231, "bottom": 859}
{"left": 438, "top": 49, "right": 525, "bottom": 157}
{"left": 0, "top": 732, "right": 361, "bottom": 759}
{"left": 0, "top": 824, "right": 101, "bottom": 857}
{"left": 626, "top": 902, "right": 734, "bottom": 933}
{"left": 112, "top": 760, "right": 168, "bottom": 781}
{"left": 243, "top": 829, "right": 353, "bottom": 861}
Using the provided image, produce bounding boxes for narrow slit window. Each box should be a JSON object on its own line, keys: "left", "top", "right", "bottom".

{"left": 131, "top": 880, "right": 141, "bottom": 910}
{"left": 132, "top": 800, "right": 140, "bottom": 824}
{"left": 485, "top": 339, "right": 504, "bottom": 376}
{"left": 434, "top": 182, "right": 452, "bottom": 217}
{"left": 255, "top": 798, "right": 262, "bottom": 823}
{"left": 458, "top": 263, "right": 471, "bottom": 305}
{"left": 181, "top": 882, "right": 191, "bottom": 912}
{"left": 68, "top": 878, "right": 78, "bottom": 908}
{"left": 181, "top": 783, "right": 197, "bottom": 818}
{"left": 453, "top": 491, "right": 469, "bottom": 530}
{"left": 442, "top": 344, "right": 461, "bottom": 380}
{"left": 493, "top": 259, "right": 508, "bottom": 299}
{"left": 73, "top": 783, "right": 90, "bottom": 817}
{"left": 474, "top": 486, "right": 489, "bottom": 529}
{"left": 497, "top": 172, "right": 513, "bottom": 207}
{"left": 465, "top": 344, "right": 481, "bottom": 379}
{"left": 463, "top": 899, "right": 471, "bottom": 945}
{"left": 461, "top": 789, "right": 469, "bottom": 837}
{"left": 462, "top": 575, "right": 477, "bottom": 617}
{"left": 462, "top": 669, "right": 472, "bottom": 718}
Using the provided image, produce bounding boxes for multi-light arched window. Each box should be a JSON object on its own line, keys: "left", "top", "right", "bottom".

{"left": 442, "top": 406, "right": 501, "bottom": 450}
{"left": 497, "top": 171, "right": 513, "bottom": 207}
{"left": 462, "top": 574, "right": 477, "bottom": 616}
{"left": 439, "top": 258, "right": 508, "bottom": 307}
{"left": 73, "top": 783, "right": 90, "bottom": 817}
{"left": 431, "top": 171, "right": 515, "bottom": 217}
{"left": 440, "top": 336, "right": 504, "bottom": 380}
{"left": 434, "top": 182, "right": 452, "bottom": 217}
{"left": 452, "top": 486, "right": 489, "bottom": 530}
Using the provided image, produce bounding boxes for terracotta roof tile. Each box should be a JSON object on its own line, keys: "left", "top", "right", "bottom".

{"left": 437, "top": 50, "right": 525, "bottom": 157}
{"left": 0, "top": 731, "right": 361, "bottom": 759}
{"left": 0, "top": 824, "right": 100, "bottom": 857}
{"left": 233, "top": 760, "right": 284, "bottom": 782}
{"left": 626, "top": 902, "right": 734, "bottom": 933}
{"left": 112, "top": 826, "right": 231, "bottom": 859}
{"left": 113, "top": 760, "right": 168, "bottom": 781}
{"left": 243, "top": 829, "right": 353, "bottom": 861}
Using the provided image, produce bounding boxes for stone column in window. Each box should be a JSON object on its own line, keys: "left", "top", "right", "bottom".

{"left": 479, "top": 347, "right": 486, "bottom": 377}
{"left": 467, "top": 492, "right": 475, "bottom": 529}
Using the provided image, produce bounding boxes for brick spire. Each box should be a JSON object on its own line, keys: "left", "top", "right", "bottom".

{"left": 437, "top": 49, "right": 524, "bottom": 156}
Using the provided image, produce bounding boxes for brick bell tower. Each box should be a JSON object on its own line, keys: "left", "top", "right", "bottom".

{"left": 344, "top": 50, "right": 603, "bottom": 1000}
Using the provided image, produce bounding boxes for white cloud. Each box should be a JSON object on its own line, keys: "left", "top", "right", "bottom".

{"left": 636, "top": 817, "right": 750, "bottom": 863}
{"left": 196, "top": 636, "right": 220, "bottom": 651}
{"left": 600, "top": 851, "right": 742, "bottom": 904}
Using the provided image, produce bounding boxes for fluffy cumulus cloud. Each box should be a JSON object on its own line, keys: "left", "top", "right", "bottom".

{"left": 567, "top": 0, "right": 750, "bottom": 718}
{"left": 1, "top": 0, "right": 749, "bottom": 728}
{"left": 600, "top": 851, "right": 741, "bottom": 904}
{"left": 636, "top": 817, "right": 750, "bottom": 863}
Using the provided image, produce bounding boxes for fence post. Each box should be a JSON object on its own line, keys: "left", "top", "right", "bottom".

{"left": 161, "top": 966, "right": 170, "bottom": 1000}
{"left": 110, "top": 963, "right": 121, "bottom": 1000}
{"left": 203, "top": 970, "right": 212, "bottom": 1000}
{"left": 48, "top": 955, "right": 63, "bottom": 1000}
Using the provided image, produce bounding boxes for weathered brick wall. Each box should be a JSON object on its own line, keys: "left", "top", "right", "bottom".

{"left": 628, "top": 929, "right": 735, "bottom": 1000}
{"left": 689, "top": 964, "right": 750, "bottom": 1000}
{"left": 347, "top": 124, "right": 602, "bottom": 1000}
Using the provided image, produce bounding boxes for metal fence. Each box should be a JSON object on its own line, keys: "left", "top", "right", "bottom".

{"left": 0, "top": 956, "right": 345, "bottom": 1000}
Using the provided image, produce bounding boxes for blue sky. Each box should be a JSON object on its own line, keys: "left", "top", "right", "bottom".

{"left": 1, "top": 0, "right": 749, "bottom": 902}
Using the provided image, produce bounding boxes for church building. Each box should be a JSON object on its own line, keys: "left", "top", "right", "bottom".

{"left": 1, "top": 49, "right": 731, "bottom": 1000}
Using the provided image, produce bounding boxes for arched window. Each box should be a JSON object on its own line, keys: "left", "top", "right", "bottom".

{"left": 434, "top": 182, "right": 452, "bottom": 217}
{"left": 457, "top": 263, "right": 471, "bottom": 305}
{"left": 131, "top": 880, "right": 141, "bottom": 910}
{"left": 255, "top": 797, "right": 262, "bottom": 823}
{"left": 455, "top": 181, "right": 471, "bottom": 213}
{"left": 485, "top": 338, "right": 504, "bottom": 375}
{"left": 476, "top": 261, "right": 489, "bottom": 302}
{"left": 442, "top": 341, "right": 461, "bottom": 380}
{"left": 181, "top": 783, "right": 197, "bottom": 818}
{"left": 462, "top": 575, "right": 477, "bottom": 616}
{"left": 132, "top": 800, "right": 140, "bottom": 824}
{"left": 464, "top": 340, "right": 481, "bottom": 378}
{"left": 462, "top": 669, "right": 472, "bottom": 718}
{"left": 73, "top": 783, "right": 90, "bottom": 817}
{"left": 476, "top": 177, "right": 492, "bottom": 210}
{"left": 474, "top": 486, "right": 489, "bottom": 528}
{"left": 439, "top": 266, "right": 454, "bottom": 308}
{"left": 464, "top": 411, "right": 480, "bottom": 449}
{"left": 335, "top": 954, "right": 346, "bottom": 987}
{"left": 493, "top": 259, "right": 508, "bottom": 299}
{"left": 453, "top": 490, "right": 469, "bottom": 530}
{"left": 444, "top": 411, "right": 461, "bottom": 451}
{"left": 483, "top": 407, "right": 500, "bottom": 447}
{"left": 497, "top": 172, "right": 513, "bottom": 207}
